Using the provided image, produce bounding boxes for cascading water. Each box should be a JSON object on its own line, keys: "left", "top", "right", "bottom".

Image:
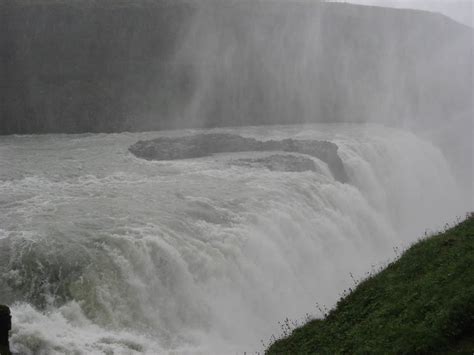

{"left": 0, "top": 124, "right": 468, "bottom": 354}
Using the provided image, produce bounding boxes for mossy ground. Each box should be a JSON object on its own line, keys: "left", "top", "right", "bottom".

{"left": 267, "top": 215, "right": 474, "bottom": 354}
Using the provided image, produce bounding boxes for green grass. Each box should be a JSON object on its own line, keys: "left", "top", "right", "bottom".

{"left": 267, "top": 215, "right": 474, "bottom": 354}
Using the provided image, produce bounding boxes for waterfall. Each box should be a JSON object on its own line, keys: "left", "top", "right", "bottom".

{"left": 0, "top": 124, "right": 468, "bottom": 354}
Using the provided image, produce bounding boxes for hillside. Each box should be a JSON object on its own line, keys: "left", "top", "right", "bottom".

{"left": 267, "top": 214, "right": 474, "bottom": 354}
{"left": 1, "top": 0, "right": 472, "bottom": 134}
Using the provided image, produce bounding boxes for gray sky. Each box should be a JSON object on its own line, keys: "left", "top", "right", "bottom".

{"left": 327, "top": 0, "right": 473, "bottom": 27}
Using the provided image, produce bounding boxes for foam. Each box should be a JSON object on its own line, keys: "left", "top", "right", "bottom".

{"left": 0, "top": 124, "right": 468, "bottom": 354}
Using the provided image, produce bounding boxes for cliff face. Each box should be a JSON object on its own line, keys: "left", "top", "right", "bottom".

{"left": 1, "top": 0, "right": 195, "bottom": 134}
{"left": 0, "top": 0, "right": 472, "bottom": 134}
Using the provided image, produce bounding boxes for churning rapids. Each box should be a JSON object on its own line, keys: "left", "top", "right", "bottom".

{"left": 0, "top": 124, "right": 468, "bottom": 354}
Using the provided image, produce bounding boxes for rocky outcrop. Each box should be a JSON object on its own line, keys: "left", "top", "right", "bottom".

{"left": 129, "top": 133, "right": 348, "bottom": 182}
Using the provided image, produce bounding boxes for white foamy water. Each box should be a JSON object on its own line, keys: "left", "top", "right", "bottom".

{"left": 0, "top": 124, "right": 469, "bottom": 354}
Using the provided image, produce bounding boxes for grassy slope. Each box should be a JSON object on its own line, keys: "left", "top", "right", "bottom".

{"left": 267, "top": 215, "right": 474, "bottom": 354}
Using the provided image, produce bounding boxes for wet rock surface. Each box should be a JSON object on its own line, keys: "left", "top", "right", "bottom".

{"left": 0, "top": 305, "right": 11, "bottom": 355}
{"left": 234, "top": 154, "right": 318, "bottom": 173}
{"left": 129, "top": 133, "right": 348, "bottom": 182}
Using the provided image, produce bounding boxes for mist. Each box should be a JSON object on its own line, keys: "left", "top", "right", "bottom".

{"left": 172, "top": 0, "right": 472, "bottom": 193}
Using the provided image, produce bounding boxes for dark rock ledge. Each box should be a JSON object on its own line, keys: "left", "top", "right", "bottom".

{"left": 129, "top": 133, "right": 348, "bottom": 183}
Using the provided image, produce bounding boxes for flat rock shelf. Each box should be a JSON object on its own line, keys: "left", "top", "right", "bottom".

{"left": 129, "top": 133, "right": 349, "bottom": 183}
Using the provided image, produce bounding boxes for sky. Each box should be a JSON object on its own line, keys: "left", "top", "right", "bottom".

{"left": 327, "top": 0, "right": 473, "bottom": 27}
